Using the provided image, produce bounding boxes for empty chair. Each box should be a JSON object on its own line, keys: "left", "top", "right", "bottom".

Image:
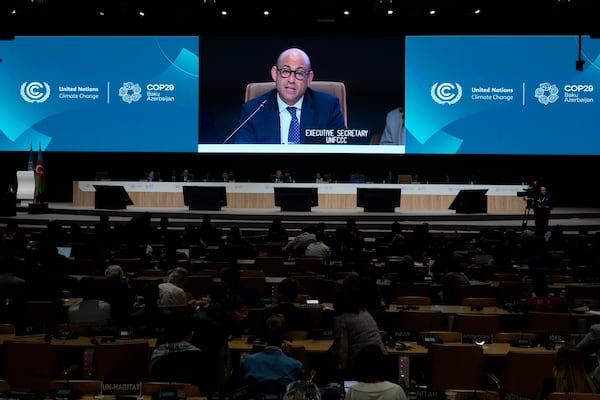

{"left": 495, "top": 351, "right": 556, "bottom": 400}
{"left": 89, "top": 341, "right": 151, "bottom": 383}
{"left": 0, "top": 380, "right": 11, "bottom": 392}
{"left": 525, "top": 311, "right": 573, "bottom": 343}
{"left": 150, "top": 350, "right": 209, "bottom": 394}
{"left": 457, "top": 283, "right": 493, "bottom": 304}
{"left": 183, "top": 274, "right": 214, "bottom": 300}
{"left": 254, "top": 256, "right": 287, "bottom": 277}
{"left": 496, "top": 281, "right": 533, "bottom": 305}
{"left": 2, "top": 340, "right": 59, "bottom": 392}
{"left": 425, "top": 343, "right": 487, "bottom": 391}
{"left": 391, "top": 296, "right": 433, "bottom": 306}
{"left": 461, "top": 297, "right": 498, "bottom": 307}
{"left": 292, "top": 256, "right": 326, "bottom": 275}
{"left": 452, "top": 314, "right": 503, "bottom": 341}
{"left": 394, "top": 310, "right": 445, "bottom": 339}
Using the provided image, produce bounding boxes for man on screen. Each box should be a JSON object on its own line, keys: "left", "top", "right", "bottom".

{"left": 233, "top": 47, "right": 346, "bottom": 144}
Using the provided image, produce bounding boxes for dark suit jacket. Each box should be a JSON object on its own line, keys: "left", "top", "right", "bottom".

{"left": 233, "top": 88, "right": 346, "bottom": 144}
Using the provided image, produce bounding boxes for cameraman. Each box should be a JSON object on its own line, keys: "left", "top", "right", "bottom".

{"left": 533, "top": 185, "right": 552, "bottom": 236}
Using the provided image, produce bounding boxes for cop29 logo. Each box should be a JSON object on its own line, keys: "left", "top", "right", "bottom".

{"left": 534, "top": 82, "right": 559, "bottom": 105}
{"left": 20, "top": 81, "right": 51, "bottom": 103}
{"left": 119, "top": 82, "right": 142, "bottom": 104}
{"left": 431, "top": 82, "right": 462, "bottom": 105}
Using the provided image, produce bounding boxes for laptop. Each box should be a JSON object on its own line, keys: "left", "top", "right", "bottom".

{"left": 56, "top": 246, "right": 72, "bottom": 258}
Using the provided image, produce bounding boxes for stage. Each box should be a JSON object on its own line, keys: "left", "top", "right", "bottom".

{"left": 3, "top": 201, "right": 600, "bottom": 239}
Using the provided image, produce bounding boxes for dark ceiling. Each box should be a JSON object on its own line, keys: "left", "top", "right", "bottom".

{"left": 0, "top": 0, "right": 598, "bottom": 36}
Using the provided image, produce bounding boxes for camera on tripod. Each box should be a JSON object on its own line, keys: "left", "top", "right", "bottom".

{"left": 517, "top": 182, "right": 539, "bottom": 210}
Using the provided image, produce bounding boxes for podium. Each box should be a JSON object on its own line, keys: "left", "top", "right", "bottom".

{"left": 183, "top": 186, "right": 227, "bottom": 211}
{"left": 357, "top": 188, "right": 401, "bottom": 212}
{"left": 274, "top": 187, "right": 318, "bottom": 211}
{"left": 0, "top": 191, "right": 16, "bottom": 216}
{"left": 94, "top": 185, "right": 134, "bottom": 209}
{"left": 449, "top": 189, "right": 488, "bottom": 213}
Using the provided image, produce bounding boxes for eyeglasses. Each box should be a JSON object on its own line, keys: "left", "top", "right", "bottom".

{"left": 276, "top": 67, "right": 311, "bottom": 80}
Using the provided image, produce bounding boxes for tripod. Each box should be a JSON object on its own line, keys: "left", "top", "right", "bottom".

{"left": 522, "top": 198, "right": 534, "bottom": 228}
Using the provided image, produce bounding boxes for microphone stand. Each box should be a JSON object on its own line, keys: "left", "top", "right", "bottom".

{"left": 223, "top": 99, "right": 267, "bottom": 144}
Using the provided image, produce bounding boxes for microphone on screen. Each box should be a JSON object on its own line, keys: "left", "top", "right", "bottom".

{"left": 223, "top": 99, "right": 267, "bottom": 144}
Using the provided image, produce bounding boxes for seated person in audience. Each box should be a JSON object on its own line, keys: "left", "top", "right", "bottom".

{"left": 284, "top": 381, "right": 322, "bottom": 400}
{"left": 218, "top": 225, "right": 258, "bottom": 261}
{"left": 158, "top": 267, "right": 190, "bottom": 307}
{"left": 100, "top": 264, "right": 135, "bottom": 327}
{"left": 284, "top": 225, "right": 317, "bottom": 258}
{"left": 345, "top": 344, "right": 407, "bottom": 400}
{"left": 191, "top": 290, "right": 248, "bottom": 393}
{"left": 129, "top": 282, "right": 169, "bottom": 338}
{"left": 328, "top": 273, "right": 387, "bottom": 381}
{"left": 267, "top": 217, "right": 289, "bottom": 243}
{"left": 151, "top": 314, "right": 202, "bottom": 369}
{"left": 220, "top": 266, "right": 264, "bottom": 308}
{"left": 577, "top": 323, "right": 600, "bottom": 381}
{"left": 236, "top": 313, "right": 304, "bottom": 394}
{"left": 273, "top": 169, "right": 285, "bottom": 183}
{"left": 261, "top": 277, "right": 312, "bottom": 334}
{"left": 68, "top": 276, "right": 113, "bottom": 326}
{"left": 304, "top": 230, "right": 331, "bottom": 262}
{"left": 541, "top": 346, "right": 599, "bottom": 400}
{"left": 0, "top": 251, "right": 26, "bottom": 324}
{"left": 198, "top": 214, "right": 222, "bottom": 246}
{"left": 440, "top": 267, "right": 471, "bottom": 305}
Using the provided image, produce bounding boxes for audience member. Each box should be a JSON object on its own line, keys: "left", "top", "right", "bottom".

{"left": 129, "top": 282, "right": 168, "bottom": 338}
{"left": 198, "top": 214, "right": 222, "bottom": 246}
{"left": 67, "top": 277, "right": 113, "bottom": 326}
{"left": 100, "top": 264, "right": 135, "bottom": 327}
{"left": 158, "top": 267, "right": 190, "bottom": 306}
{"left": 237, "top": 314, "right": 304, "bottom": 394}
{"left": 541, "top": 346, "right": 599, "bottom": 399}
{"left": 284, "top": 225, "right": 317, "bottom": 258}
{"left": 284, "top": 381, "right": 322, "bottom": 400}
{"left": 267, "top": 217, "right": 289, "bottom": 243}
{"left": 328, "top": 273, "right": 387, "bottom": 380}
{"left": 151, "top": 314, "right": 202, "bottom": 368}
{"left": 304, "top": 230, "right": 331, "bottom": 263}
{"left": 345, "top": 344, "right": 407, "bottom": 400}
{"left": 191, "top": 290, "right": 248, "bottom": 392}
{"left": 219, "top": 225, "right": 258, "bottom": 261}
{"left": 220, "top": 266, "right": 264, "bottom": 308}
{"left": 0, "top": 253, "right": 26, "bottom": 324}
{"left": 261, "top": 277, "right": 312, "bottom": 333}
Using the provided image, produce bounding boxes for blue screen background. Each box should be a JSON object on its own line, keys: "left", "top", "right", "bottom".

{"left": 0, "top": 36, "right": 199, "bottom": 152}
{"left": 405, "top": 35, "right": 600, "bottom": 155}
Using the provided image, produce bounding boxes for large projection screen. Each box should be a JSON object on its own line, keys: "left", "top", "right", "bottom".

{"left": 0, "top": 36, "right": 199, "bottom": 152}
{"left": 405, "top": 35, "right": 600, "bottom": 155}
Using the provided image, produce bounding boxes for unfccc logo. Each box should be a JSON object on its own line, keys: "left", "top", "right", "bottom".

{"left": 534, "top": 82, "right": 559, "bottom": 105}
{"left": 20, "top": 81, "right": 51, "bottom": 103}
{"left": 119, "top": 82, "right": 142, "bottom": 104}
{"left": 431, "top": 82, "right": 463, "bottom": 105}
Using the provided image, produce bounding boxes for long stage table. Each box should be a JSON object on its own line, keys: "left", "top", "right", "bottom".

{"left": 73, "top": 181, "right": 527, "bottom": 212}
